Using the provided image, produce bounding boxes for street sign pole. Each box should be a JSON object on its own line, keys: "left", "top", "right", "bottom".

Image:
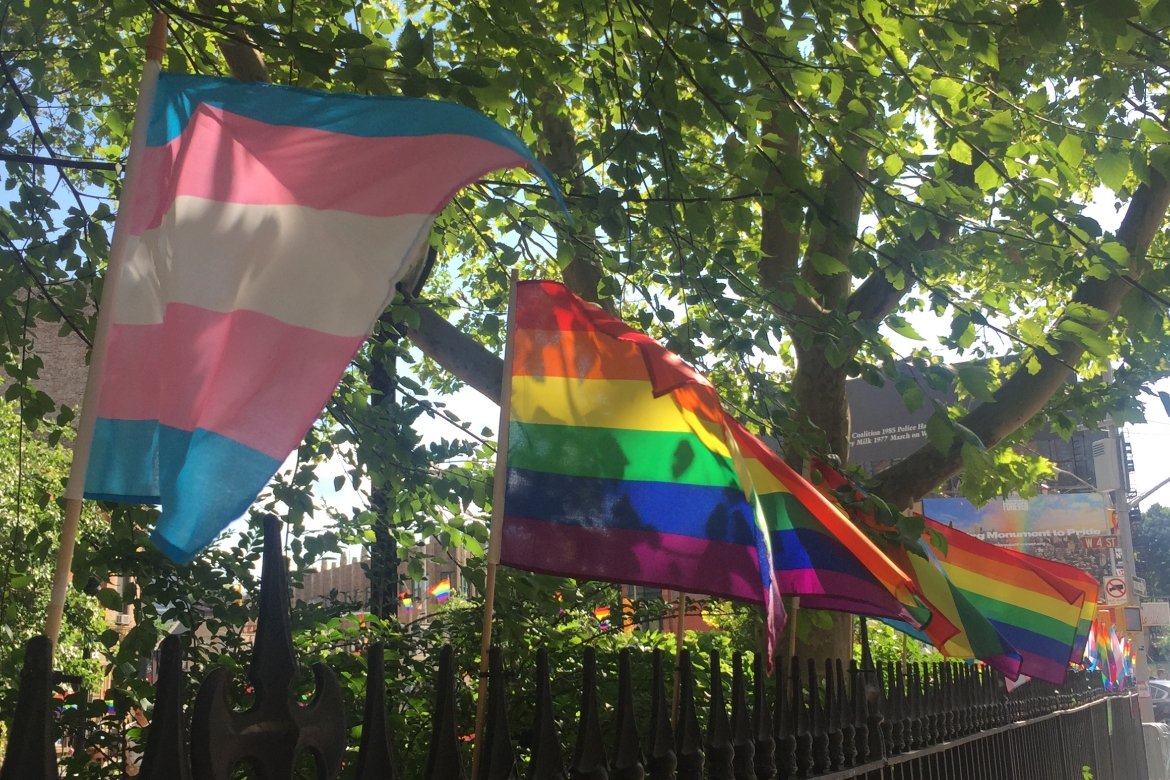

{"left": 1105, "top": 424, "right": 1154, "bottom": 721}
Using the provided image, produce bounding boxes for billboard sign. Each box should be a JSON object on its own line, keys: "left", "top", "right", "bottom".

{"left": 922, "top": 493, "right": 1113, "bottom": 548}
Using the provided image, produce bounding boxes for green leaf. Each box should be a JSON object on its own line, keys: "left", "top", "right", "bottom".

{"left": 398, "top": 20, "right": 424, "bottom": 68}
{"left": 973, "top": 161, "right": 1003, "bottom": 191}
{"left": 982, "top": 111, "right": 1015, "bottom": 142}
{"left": 96, "top": 587, "right": 122, "bottom": 612}
{"left": 1058, "top": 320, "right": 1112, "bottom": 358}
{"left": 1097, "top": 151, "right": 1129, "bottom": 191}
{"left": 948, "top": 138, "right": 973, "bottom": 166}
{"left": 1057, "top": 134, "right": 1085, "bottom": 168}
{"left": 883, "top": 154, "right": 904, "bottom": 177}
{"left": 895, "top": 376, "right": 925, "bottom": 412}
{"left": 930, "top": 77, "right": 963, "bottom": 101}
{"left": 957, "top": 363, "right": 997, "bottom": 402}
{"left": 334, "top": 30, "right": 372, "bottom": 48}
{"left": 807, "top": 251, "right": 849, "bottom": 275}
{"left": 926, "top": 409, "right": 955, "bottom": 453}
{"left": 450, "top": 67, "right": 491, "bottom": 87}
{"left": 886, "top": 315, "right": 925, "bottom": 340}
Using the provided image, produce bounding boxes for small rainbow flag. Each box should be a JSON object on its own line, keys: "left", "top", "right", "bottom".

{"left": 594, "top": 605, "right": 612, "bottom": 630}
{"left": 400, "top": 592, "right": 413, "bottom": 612}
{"left": 430, "top": 578, "right": 452, "bottom": 604}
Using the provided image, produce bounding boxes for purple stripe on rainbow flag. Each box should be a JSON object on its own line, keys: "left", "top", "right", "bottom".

{"left": 500, "top": 516, "right": 766, "bottom": 604}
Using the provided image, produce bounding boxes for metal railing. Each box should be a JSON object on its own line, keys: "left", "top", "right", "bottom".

{"left": 0, "top": 516, "right": 1148, "bottom": 779}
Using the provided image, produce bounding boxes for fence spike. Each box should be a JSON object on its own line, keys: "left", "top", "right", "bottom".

{"left": 612, "top": 649, "right": 645, "bottom": 780}
{"left": 674, "top": 649, "right": 704, "bottom": 780}
{"left": 823, "top": 659, "right": 843, "bottom": 771}
{"left": 906, "top": 663, "right": 921, "bottom": 751}
{"left": 424, "top": 645, "right": 466, "bottom": 780}
{"left": 751, "top": 654, "right": 775, "bottom": 780}
{"left": 791, "top": 658, "right": 811, "bottom": 778}
{"left": 645, "top": 650, "right": 675, "bottom": 778}
{"left": 0, "top": 635, "right": 56, "bottom": 780}
{"left": 869, "top": 661, "right": 888, "bottom": 761}
{"left": 881, "top": 662, "right": 900, "bottom": 755}
{"left": 478, "top": 647, "right": 519, "bottom": 780}
{"left": 528, "top": 648, "right": 566, "bottom": 780}
{"left": 569, "top": 647, "right": 609, "bottom": 780}
{"left": 773, "top": 658, "right": 796, "bottom": 780}
{"left": 355, "top": 643, "right": 398, "bottom": 780}
{"left": 941, "top": 664, "right": 957, "bottom": 742}
{"left": 834, "top": 659, "right": 853, "bottom": 769}
{"left": 191, "top": 515, "right": 346, "bottom": 779}
{"left": 139, "top": 634, "right": 191, "bottom": 780}
{"left": 807, "top": 659, "right": 828, "bottom": 774}
{"left": 704, "top": 651, "right": 734, "bottom": 779}
{"left": 926, "top": 663, "right": 941, "bottom": 745}
{"left": 848, "top": 661, "right": 869, "bottom": 766}
{"left": 729, "top": 653, "right": 755, "bottom": 779}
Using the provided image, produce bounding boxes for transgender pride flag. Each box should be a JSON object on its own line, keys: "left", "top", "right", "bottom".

{"left": 82, "top": 73, "right": 554, "bottom": 563}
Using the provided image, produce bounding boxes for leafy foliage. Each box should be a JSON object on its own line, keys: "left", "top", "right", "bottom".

{"left": 4, "top": 0, "right": 1170, "bottom": 768}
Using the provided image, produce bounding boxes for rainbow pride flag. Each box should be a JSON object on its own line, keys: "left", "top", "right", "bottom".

{"left": 729, "top": 420, "right": 926, "bottom": 622}
{"left": 500, "top": 281, "right": 926, "bottom": 652}
{"left": 883, "top": 540, "right": 1024, "bottom": 679}
{"left": 84, "top": 73, "right": 554, "bottom": 562}
{"left": 999, "top": 545, "right": 1099, "bottom": 663}
{"left": 430, "top": 578, "right": 452, "bottom": 603}
{"left": 501, "top": 281, "right": 781, "bottom": 637}
{"left": 920, "top": 518, "right": 1088, "bottom": 684}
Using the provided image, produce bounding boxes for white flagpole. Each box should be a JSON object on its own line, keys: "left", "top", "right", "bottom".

{"left": 46, "top": 14, "right": 169, "bottom": 649}
{"left": 471, "top": 270, "right": 518, "bottom": 778}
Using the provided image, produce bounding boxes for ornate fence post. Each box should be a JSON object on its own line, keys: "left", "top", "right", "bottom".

{"left": 791, "top": 659, "right": 811, "bottom": 778}
{"left": 354, "top": 643, "right": 398, "bottom": 780}
{"left": 478, "top": 647, "right": 518, "bottom": 780}
{"left": 705, "top": 651, "right": 734, "bottom": 780}
{"left": 612, "top": 649, "right": 645, "bottom": 780}
{"left": 0, "top": 635, "right": 56, "bottom": 780}
{"left": 728, "top": 653, "right": 755, "bottom": 779}
{"left": 834, "top": 659, "right": 853, "bottom": 769}
{"left": 138, "top": 634, "right": 192, "bottom": 780}
{"left": 569, "top": 647, "right": 609, "bottom": 780}
{"left": 424, "top": 646, "right": 467, "bottom": 780}
{"left": 645, "top": 650, "right": 676, "bottom": 779}
{"left": 752, "top": 654, "right": 775, "bottom": 780}
{"left": 675, "top": 649, "right": 704, "bottom": 780}
{"left": 528, "top": 648, "right": 567, "bottom": 780}
{"left": 774, "top": 658, "right": 796, "bottom": 780}
{"left": 190, "top": 515, "right": 346, "bottom": 780}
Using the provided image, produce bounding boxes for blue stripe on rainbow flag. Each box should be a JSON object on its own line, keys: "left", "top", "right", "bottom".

{"left": 504, "top": 467, "right": 757, "bottom": 546}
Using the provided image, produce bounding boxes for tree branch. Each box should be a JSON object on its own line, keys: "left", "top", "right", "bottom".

{"left": 743, "top": 7, "right": 804, "bottom": 299}
{"left": 403, "top": 303, "right": 504, "bottom": 403}
{"left": 872, "top": 168, "right": 1170, "bottom": 507}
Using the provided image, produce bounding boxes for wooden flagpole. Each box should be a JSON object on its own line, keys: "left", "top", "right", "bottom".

{"left": 46, "top": 13, "right": 170, "bottom": 650}
{"left": 671, "top": 591, "right": 687, "bottom": 721}
{"left": 471, "top": 270, "right": 518, "bottom": 779}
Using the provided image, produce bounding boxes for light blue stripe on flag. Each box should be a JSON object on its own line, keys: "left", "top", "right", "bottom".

{"left": 87, "top": 418, "right": 280, "bottom": 564}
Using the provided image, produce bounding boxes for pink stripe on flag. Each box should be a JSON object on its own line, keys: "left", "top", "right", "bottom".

{"left": 126, "top": 105, "right": 532, "bottom": 235}
{"left": 97, "top": 305, "right": 364, "bottom": 459}
{"left": 500, "top": 516, "right": 765, "bottom": 604}
{"left": 777, "top": 568, "right": 911, "bottom": 619}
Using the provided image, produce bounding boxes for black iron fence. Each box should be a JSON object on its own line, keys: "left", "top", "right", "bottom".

{"left": 0, "top": 517, "right": 1148, "bottom": 779}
